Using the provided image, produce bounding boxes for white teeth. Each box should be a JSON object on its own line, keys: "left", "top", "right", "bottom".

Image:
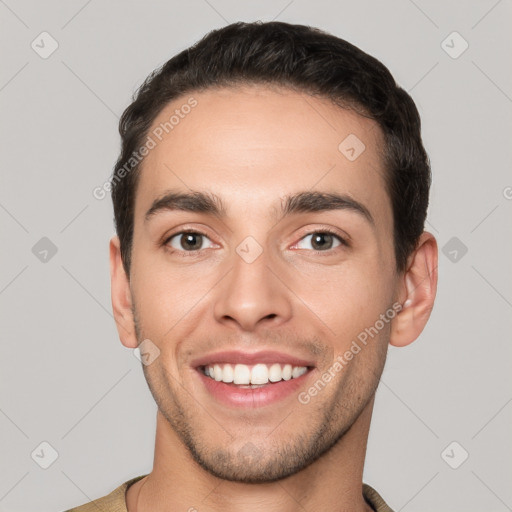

{"left": 213, "top": 364, "right": 223, "bottom": 381}
{"left": 233, "top": 364, "right": 251, "bottom": 384}
{"left": 203, "top": 362, "right": 309, "bottom": 385}
{"left": 268, "top": 363, "right": 282, "bottom": 382}
{"left": 250, "top": 364, "right": 268, "bottom": 385}
{"left": 222, "top": 363, "right": 234, "bottom": 383}
{"left": 292, "top": 366, "right": 307, "bottom": 379}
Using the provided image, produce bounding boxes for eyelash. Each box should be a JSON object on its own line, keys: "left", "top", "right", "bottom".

{"left": 162, "top": 228, "right": 349, "bottom": 257}
{"left": 292, "top": 228, "right": 350, "bottom": 253}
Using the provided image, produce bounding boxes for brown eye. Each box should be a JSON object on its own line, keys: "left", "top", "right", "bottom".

{"left": 167, "top": 232, "right": 213, "bottom": 251}
{"left": 311, "top": 233, "right": 335, "bottom": 250}
{"left": 295, "top": 232, "right": 345, "bottom": 251}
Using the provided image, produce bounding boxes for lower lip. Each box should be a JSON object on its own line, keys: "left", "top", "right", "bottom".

{"left": 196, "top": 368, "right": 314, "bottom": 408}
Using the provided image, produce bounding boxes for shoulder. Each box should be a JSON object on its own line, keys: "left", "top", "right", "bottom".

{"left": 62, "top": 475, "right": 148, "bottom": 512}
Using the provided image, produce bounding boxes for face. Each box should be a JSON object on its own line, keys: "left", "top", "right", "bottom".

{"left": 126, "top": 85, "right": 401, "bottom": 483}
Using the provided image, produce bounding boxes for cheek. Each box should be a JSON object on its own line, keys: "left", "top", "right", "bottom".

{"left": 130, "top": 256, "right": 216, "bottom": 342}
{"left": 290, "top": 262, "right": 390, "bottom": 330}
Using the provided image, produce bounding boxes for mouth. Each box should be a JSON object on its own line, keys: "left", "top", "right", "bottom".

{"left": 199, "top": 362, "right": 312, "bottom": 387}
{"left": 192, "top": 350, "right": 316, "bottom": 407}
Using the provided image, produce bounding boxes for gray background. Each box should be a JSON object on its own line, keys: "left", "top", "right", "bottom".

{"left": 1, "top": 1, "right": 511, "bottom": 511}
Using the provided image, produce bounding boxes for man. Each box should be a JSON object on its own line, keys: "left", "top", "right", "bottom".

{"left": 67, "top": 20, "right": 437, "bottom": 512}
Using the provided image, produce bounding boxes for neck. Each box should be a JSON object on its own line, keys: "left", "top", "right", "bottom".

{"left": 127, "top": 397, "right": 375, "bottom": 512}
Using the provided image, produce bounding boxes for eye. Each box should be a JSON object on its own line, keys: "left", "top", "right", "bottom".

{"left": 166, "top": 231, "right": 215, "bottom": 252}
{"left": 293, "top": 231, "right": 346, "bottom": 251}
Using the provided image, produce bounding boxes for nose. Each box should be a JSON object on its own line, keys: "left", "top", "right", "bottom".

{"left": 213, "top": 245, "right": 293, "bottom": 332}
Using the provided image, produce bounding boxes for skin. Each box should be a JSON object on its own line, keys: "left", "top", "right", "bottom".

{"left": 110, "top": 84, "right": 438, "bottom": 512}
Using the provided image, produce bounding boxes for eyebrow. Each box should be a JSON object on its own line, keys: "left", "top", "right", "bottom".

{"left": 144, "top": 189, "right": 374, "bottom": 226}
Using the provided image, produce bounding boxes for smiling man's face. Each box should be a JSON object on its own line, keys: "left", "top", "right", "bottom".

{"left": 113, "top": 84, "right": 407, "bottom": 483}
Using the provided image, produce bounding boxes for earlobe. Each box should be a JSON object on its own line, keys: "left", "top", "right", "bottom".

{"left": 390, "top": 231, "right": 438, "bottom": 347}
{"left": 109, "top": 236, "right": 138, "bottom": 348}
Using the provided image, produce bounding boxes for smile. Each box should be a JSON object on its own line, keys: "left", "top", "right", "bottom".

{"left": 201, "top": 363, "right": 309, "bottom": 386}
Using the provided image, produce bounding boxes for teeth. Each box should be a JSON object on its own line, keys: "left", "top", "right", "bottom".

{"left": 268, "top": 363, "right": 282, "bottom": 382}
{"left": 233, "top": 364, "right": 250, "bottom": 384}
{"left": 213, "top": 364, "right": 223, "bottom": 381}
{"left": 250, "top": 364, "right": 268, "bottom": 385}
{"left": 222, "top": 363, "right": 234, "bottom": 383}
{"left": 292, "top": 366, "right": 307, "bottom": 379}
{"left": 204, "top": 363, "right": 308, "bottom": 385}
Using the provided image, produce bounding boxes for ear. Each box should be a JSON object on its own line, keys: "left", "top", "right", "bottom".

{"left": 390, "top": 231, "right": 438, "bottom": 347}
{"left": 109, "top": 236, "right": 138, "bottom": 348}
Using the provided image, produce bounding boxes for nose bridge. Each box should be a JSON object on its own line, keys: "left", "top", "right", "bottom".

{"left": 213, "top": 236, "right": 292, "bottom": 330}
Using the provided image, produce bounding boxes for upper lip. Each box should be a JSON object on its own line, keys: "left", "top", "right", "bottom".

{"left": 191, "top": 350, "right": 316, "bottom": 369}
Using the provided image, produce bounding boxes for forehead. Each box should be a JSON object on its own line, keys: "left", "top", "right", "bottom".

{"left": 134, "top": 85, "right": 391, "bottom": 230}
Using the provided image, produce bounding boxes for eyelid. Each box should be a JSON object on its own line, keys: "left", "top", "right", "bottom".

{"left": 289, "top": 227, "right": 350, "bottom": 250}
{"left": 164, "top": 229, "right": 216, "bottom": 246}
{"left": 162, "top": 226, "right": 350, "bottom": 254}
